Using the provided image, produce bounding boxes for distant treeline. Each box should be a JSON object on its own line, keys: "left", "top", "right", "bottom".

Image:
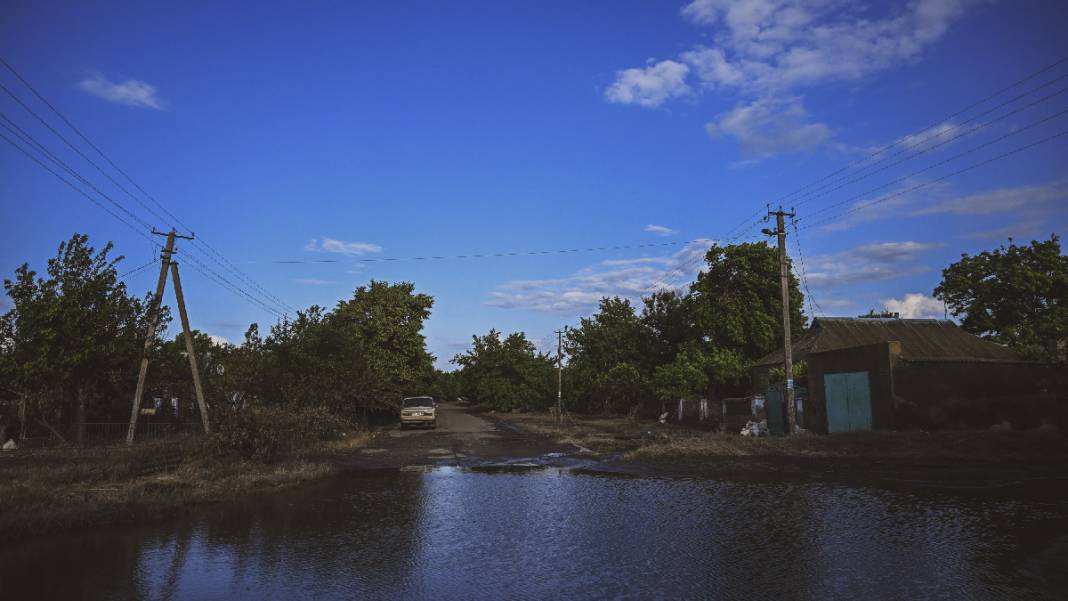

{"left": 2, "top": 233, "right": 1064, "bottom": 438}
{"left": 449, "top": 242, "right": 805, "bottom": 416}
{"left": 0, "top": 234, "right": 440, "bottom": 444}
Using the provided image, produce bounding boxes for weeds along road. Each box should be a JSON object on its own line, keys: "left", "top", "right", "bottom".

{"left": 333, "top": 402, "right": 568, "bottom": 470}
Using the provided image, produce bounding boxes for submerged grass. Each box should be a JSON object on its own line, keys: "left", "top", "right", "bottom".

{"left": 0, "top": 430, "right": 372, "bottom": 537}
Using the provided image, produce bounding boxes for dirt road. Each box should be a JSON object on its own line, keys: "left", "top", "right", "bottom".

{"left": 334, "top": 402, "right": 568, "bottom": 470}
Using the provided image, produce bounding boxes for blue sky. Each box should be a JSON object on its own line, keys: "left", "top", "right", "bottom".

{"left": 2, "top": 0, "right": 1067, "bottom": 368}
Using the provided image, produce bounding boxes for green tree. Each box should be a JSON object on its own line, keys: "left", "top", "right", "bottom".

{"left": 688, "top": 242, "right": 805, "bottom": 395}
{"left": 652, "top": 349, "right": 709, "bottom": 403}
{"left": 452, "top": 329, "right": 554, "bottom": 411}
{"left": 239, "top": 280, "right": 437, "bottom": 422}
{"left": 333, "top": 280, "right": 436, "bottom": 413}
{"left": 564, "top": 297, "right": 652, "bottom": 414}
{"left": 1, "top": 234, "right": 162, "bottom": 443}
{"left": 935, "top": 236, "right": 1068, "bottom": 362}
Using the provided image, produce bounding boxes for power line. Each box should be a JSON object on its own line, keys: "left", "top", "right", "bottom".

{"left": 792, "top": 81, "right": 1068, "bottom": 209}
{"left": 0, "top": 109, "right": 290, "bottom": 317}
{"left": 180, "top": 253, "right": 285, "bottom": 318}
{"left": 0, "top": 81, "right": 171, "bottom": 229}
{"left": 0, "top": 130, "right": 154, "bottom": 244}
{"left": 798, "top": 126, "right": 1068, "bottom": 231}
{"left": 269, "top": 239, "right": 693, "bottom": 265}
{"left": 773, "top": 54, "right": 1068, "bottom": 207}
{"left": 790, "top": 217, "right": 824, "bottom": 317}
{"left": 0, "top": 112, "right": 155, "bottom": 230}
{"left": 117, "top": 258, "right": 158, "bottom": 279}
{"left": 802, "top": 104, "right": 1068, "bottom": 223}
{"left": 0, "top": 57, "right": 295, "bottom": 315}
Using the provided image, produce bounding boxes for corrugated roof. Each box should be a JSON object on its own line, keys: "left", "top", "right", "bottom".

{"left": 753, "top": 317, "right": 1023, "bottom": 367}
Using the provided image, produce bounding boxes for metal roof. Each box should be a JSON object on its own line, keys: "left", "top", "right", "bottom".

{"left": 753, "top": 317, "right": 1023, "bottom": 367}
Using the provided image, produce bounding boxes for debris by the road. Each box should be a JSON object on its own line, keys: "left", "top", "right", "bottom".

{"left": 740, "top": 420, "right": 768, "bottom": 437}
{"left": 658, "top": 412, "right": 669, "bottom": 424}
{"left": 2, "top": 439, "right": 16, "bottom": 451}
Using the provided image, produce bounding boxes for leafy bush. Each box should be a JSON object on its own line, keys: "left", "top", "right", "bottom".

{"left": 208, "top": 409, "right": 281, "bottom": 462}
{"left": 206, "top": 406, "right": 353, "bottom": 462}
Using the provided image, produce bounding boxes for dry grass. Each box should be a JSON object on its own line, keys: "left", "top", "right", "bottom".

{"left": 624, "top": 430, "right": 1068, "bottom": 464}
{"left": 496, "top": 410, "right": 1068, "bottom": 466}
{"left": 0, "top": 430, "right": 371, "bottom": 537}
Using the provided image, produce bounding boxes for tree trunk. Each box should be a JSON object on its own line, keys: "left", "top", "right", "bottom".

{"left": 76, "top": 387, "right": 87, "bottom": 447}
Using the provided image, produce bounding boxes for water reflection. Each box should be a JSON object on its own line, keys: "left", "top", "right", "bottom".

{"left": 0, "top": 468, "right": 1064, "bottom": 600}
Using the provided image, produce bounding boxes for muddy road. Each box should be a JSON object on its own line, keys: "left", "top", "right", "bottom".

{"left": 333, "top": 402, "right": 571, "bottom": 469}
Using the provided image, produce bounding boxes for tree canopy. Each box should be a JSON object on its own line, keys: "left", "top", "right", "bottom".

{"left": 935, "top": 235, "right": 1067, "bottom": 362}
{"left": 452, "top": 329, "right": 555, "bottom": 412}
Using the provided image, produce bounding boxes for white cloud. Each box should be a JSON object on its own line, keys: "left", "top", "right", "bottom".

{"left": 644, "top": 223, "right": 678, "bottom": 236}
{"left": 818, "top": 177, "right": 952, "bottom": 232}
{"left": 806, "top": 240, "right": 938, "bottom": 287}
{"left": 883, "top": 292, "right": 945, "bottom": 318}
{"left": 680, "top": 46, "right": 747, "bottom": 88}
{"left": 78, "top": 75, "right": 165, "bottom": 109}
{"left": 817, "top": 298, "right": 854, "bottom": 309}
{"left": 304, "top": 237, "right": 382, "bottom": 255}
{"left": 677, "top": 0, "right": 978, "bottom": 92}
{"left": 850, "top": 241, "right": 943, "bottom": 263}
{"left": 486, "top": 239, "right": 716, "bottom": 313}
{"left": 610, "top": 0, "right": 982, "bottom": 158}
{"left": 912, "top": 181, "right": 1068, "bottom": 216}
{"left": 605, "top": 59, "right": 691, "bottom": 107}
{"left": 705, "top": 95, "right": 831, "bottom": 158}
{"left": 208, "top": 334, "right": 232, "bottom": 347}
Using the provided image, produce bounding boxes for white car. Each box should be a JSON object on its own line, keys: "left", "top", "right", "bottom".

{"left": 400, "top": 396, "right": 437, "bottom": 429}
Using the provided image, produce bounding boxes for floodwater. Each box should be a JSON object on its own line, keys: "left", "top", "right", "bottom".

{"left": 2, "top": 465, "right": 1066, "bottom": 600}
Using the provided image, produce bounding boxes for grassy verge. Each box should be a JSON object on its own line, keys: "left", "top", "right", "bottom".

{"left": 0, "top": 428, "right": 372, "bottom": 538}
{"left": 495, "top": 410, "right": 1068, "bottom": 467}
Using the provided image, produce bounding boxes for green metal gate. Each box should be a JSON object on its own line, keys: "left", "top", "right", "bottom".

{"left": 824, "top": 371, "right": 872, "bottom": 433}
{"left": 765, "top": 385, "right": 806, "bottom": 436}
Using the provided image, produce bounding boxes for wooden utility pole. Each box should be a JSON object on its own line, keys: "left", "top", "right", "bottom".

{"left": 126, "top": 229, "right": 207, "bottom": 445}
{"left": 555, "top": 328, "right": 565, "bottom": 422}
{"left": 766, "top": 207, "right": 797, "bottom": 434}
{"left": 127, "top": 230, "right": 177, "bottom": 445}
{"left": 170, "top": 260, "right": 212, "bottom": 435}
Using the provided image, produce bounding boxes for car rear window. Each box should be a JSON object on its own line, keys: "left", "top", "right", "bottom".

{"left": 402, "top": 397, "right": 434, "bottom": 408}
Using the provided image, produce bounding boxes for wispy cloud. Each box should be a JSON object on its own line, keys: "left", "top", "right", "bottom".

{"left": 607, "top": 0, "right": 982, "bottom": 158}
{"left": 705, "top": 95, "right": 831, "bottom": 159}
{"left": 806, "top": 240, "right": 939, "bottom": 288}
{"left": 850, "top": 241, "right": 943, "bottom": 263}
{"left": 304, "top": 237, "right": 382, "bottom": 255}
{"left": 818, "top": 177, "right": 951, "bottom": 232}
{"left": 605, "top": 59, "right": 691, "bottom": 107}
{"left": 644, "top": 223, "right": 678, "bottom": 237}
{"left": 676, "top": 0, "right": 978, "bottom": 92}
{"left": 912, "top": 181, "right": 1068, "bottom": 216}
{"left": 486, "top": 239, "right": 716, "bottom": 313}
{"left": 78, "top": 74, "right": 165, "bottom": 109}
{"left": 883, "top": 292, "right": 946, "bottom": 319}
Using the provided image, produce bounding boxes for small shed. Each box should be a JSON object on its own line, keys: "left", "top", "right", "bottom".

{"left": 753, "top": 317, "right": 1059, "bottom": 432}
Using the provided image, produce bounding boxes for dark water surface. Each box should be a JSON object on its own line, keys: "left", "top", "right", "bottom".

{"left": 2, "top": 466, "right": 1067, "bottom": 600}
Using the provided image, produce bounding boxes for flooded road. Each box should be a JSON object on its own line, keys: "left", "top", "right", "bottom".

{"left": 2, "top": 464, "right": 1066, "bottom": 600}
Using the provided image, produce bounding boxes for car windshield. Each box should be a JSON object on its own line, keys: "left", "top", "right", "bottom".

{"left": 402, "top": 397, "right": 433, "bottom": 408}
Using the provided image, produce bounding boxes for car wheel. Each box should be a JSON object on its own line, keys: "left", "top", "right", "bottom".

{"left": 400, "top": 423, "right": 407, "bottom": 430}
